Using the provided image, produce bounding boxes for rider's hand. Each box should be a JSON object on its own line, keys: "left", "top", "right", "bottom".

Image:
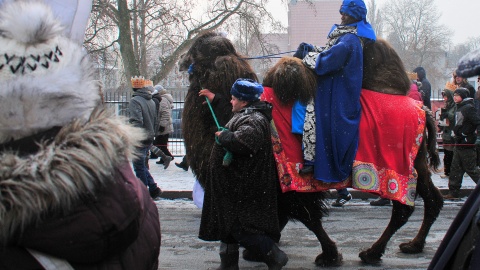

{"left": 293, "top": 42, "right": 314, "bottom": 59}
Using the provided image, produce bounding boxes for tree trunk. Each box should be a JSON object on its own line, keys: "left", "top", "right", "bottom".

{"left": 117, "top": 0, "right": 138, "bottom": 80}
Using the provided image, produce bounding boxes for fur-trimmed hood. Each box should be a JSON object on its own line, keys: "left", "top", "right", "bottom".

{"left": 0, "top": 107, "right": 146, "bottom": 244}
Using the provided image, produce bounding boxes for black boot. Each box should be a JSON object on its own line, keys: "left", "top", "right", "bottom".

{"left": 264, "top": 244, "right": 288, "bottom": 270}
{"left": 217, "top": 243, "right": 239, "bottom": 270}
{"left": 175, "top": 161, "right": 189, "bottom": 171}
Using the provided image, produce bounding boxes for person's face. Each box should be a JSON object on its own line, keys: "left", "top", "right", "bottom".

{"left": 443, "top": 94, "right": 448, "bottom": 102}
{"left": 231, "top": 95, "right": 248, "bottom": 112}
{"left": 455, "top": 75, "right": 463, "bottom": 84}
{"left": 453, "top": 94, "right": 463, "bottom": 103}
{"left": 340, "top": 12, "right": 357, "bottom": 25}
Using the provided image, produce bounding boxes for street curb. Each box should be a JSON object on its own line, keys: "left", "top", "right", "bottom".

{"left": 159, "top": 188, "right": 475, "bottom": 200}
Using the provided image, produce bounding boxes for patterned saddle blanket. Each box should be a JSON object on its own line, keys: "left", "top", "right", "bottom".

{"left": 273, "top": 89, "right": 425, "bottom": 206}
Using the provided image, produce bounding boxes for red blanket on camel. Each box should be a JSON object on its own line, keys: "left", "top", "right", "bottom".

{"left": 272, "top": 89, "right": 425, "bottom": 206}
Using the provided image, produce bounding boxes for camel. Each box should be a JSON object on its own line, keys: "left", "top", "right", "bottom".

{"left": 180, "top": 32, "right": 443, "bottom": 266}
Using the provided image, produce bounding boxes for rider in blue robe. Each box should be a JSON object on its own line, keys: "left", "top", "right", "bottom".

{"left": 296, "top": 0, "right": 376, "bottom": 182}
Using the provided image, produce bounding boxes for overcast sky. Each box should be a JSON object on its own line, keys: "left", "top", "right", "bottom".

{"left": 267, "top": 0, "right": 480, "bottom": 45}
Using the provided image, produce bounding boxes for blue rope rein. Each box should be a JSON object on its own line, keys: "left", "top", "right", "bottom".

{"left": 242, "top": 50, "right": 296, "bottom": 60}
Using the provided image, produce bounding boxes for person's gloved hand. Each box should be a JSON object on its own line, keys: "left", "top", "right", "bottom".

{"left": 293, "top": 42, "right": 314, "bottom": 59}
{"left": 475, "top": 136, "right": 480, "bottom": 148}
{"left": 159, "top": 126, "right": 165, "bottom": 132}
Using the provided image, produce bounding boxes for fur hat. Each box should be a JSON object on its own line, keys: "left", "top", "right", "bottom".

{"left": 340, "top": 0, "right": 367, "bottom": 21}
{"left": 230, "top": 78, "right": 263, "bottom": 102}
{"left": 0, "top": 0, "right": 99, "bottom": 143}
{"left": 454, "top": 88, "right": 469, "bottom": 100}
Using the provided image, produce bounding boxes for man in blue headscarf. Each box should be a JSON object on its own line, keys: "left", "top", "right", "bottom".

{"left": 294, "top": 0, "right": 376, "bottom": 206}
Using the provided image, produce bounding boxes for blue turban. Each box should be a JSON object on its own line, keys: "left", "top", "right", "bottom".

{"left": 330, "top": 0, "right": 376, "bottom": 41}
{"left": 340, "top": 0, "right": 367, "bottom": 21}
{"left": 231, "top": 78, "right": 263, "bottom": 102}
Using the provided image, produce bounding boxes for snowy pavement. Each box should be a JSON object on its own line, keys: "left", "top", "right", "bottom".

{"left": 148, "top": 158, "right": 477, "bottom": 191}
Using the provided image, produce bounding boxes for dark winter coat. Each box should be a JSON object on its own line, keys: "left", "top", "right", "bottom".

{"left": 453, "top": 98, "right": 480, "bottom": 147}
{"left": 413, "top": 67, "right": 432, "bottom": 109}
{"left": 199, "top": 101, "right": 280, "bottom": 243}
{"left": 440, "top": 90, "right": 456, "bottom": 151}
{"left": 0, "top": 108, "right": 161, "bottom": 270}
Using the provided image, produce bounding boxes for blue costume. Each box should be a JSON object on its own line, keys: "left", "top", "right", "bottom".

{"left": 298, "top": 0, "right": 376, "bottom": 182}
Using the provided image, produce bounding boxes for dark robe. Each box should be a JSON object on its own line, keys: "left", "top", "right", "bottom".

{"left": 199, "top": 101, "right": 280, "bottom": 242}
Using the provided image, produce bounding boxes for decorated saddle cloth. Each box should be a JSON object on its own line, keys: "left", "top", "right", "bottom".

{"left": 272, "top": 89, "right": 425, "bottom": 206}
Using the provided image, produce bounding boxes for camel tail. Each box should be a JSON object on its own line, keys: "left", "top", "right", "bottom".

{"left": 425, "top": 108, "right": 440, "bottom": 171}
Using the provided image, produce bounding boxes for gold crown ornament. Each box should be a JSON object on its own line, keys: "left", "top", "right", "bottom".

{"left": 145, "top": 80, "right": 153, "bottom": 87}
{"left": 407, "top": 72, "right": 417, "bottom": 81}
{"left": 444, "top": 81, "right": 456, "bottom": 91}
{"left": 131, "top": 76, "right": 145, "bottom": 88}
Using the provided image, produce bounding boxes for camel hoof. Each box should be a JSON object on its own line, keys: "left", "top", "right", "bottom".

{"left": 399, "top": 241, "right": 424, "bottom": 254}
{"left": 315, "top": 252, "right": 343, "bottom": 267}
{"left": 359, "top": 249, "right": 382, "bottom": 265}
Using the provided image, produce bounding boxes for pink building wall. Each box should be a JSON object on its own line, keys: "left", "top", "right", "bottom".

{"left": 288, "top": 0, "right": 342, "bottom": 50}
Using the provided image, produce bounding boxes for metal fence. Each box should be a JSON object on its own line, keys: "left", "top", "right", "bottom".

{"left": 103, "top": 89, "right": 188, "bottom": 157}
{"left": 104, "top": 88, "right": 446, "bottom": 156}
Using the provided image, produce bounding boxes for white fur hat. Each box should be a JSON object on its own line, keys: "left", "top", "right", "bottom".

{"left": 0, "top": 0, "right": 98, "bottom": 143}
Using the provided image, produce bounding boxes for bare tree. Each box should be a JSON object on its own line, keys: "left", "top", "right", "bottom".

{"left": 86, "top": 0, "right": 282, "bottom": 89}
{"left": 367, "top": 0, "right": 384, "bottom": 38}
{"left": 380, "top": 0, "right": 452, "bottom": 90}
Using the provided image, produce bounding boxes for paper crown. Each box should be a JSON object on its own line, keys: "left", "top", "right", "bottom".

{"left": 407, "top": 72, "right": 417, "bottom": 80}
{"left": 444, "top": 81, "right": 456, "bottom": 91}
{"left": 130, "top": 76, "right": 153, "bottom": 88}
{"left": 131, "top": 76, "right": 145, "bottom": 88}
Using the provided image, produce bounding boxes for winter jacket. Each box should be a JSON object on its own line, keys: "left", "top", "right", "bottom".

{"left": 408, "top": 83, "right": 423, "bottom": 102}
{"left": 440, "top": 90, "right": 456, "bottom": 150}
{"left": 413, "top": 67, "right": 432, "bottom": 109}
{"left": 199, "top": 101, "right": 280, "bottom": 243}
{"left": 0, "top": 108, "right": 161, "bottom": 270}
{"left": 152, "top": 92, "right": 163, "bottom": 135}
{"left": 453, "top": 98, "right": 480, "bottom": 147}
{"left": 129, "top": 87, "right": 157, "bottom": 144}
{"left": 157, "top": 90, "right": 174, "bottom": 135}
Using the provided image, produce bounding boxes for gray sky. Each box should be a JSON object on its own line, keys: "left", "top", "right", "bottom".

{"left": 267, "top": 0, "right": 479, "bottom": 45}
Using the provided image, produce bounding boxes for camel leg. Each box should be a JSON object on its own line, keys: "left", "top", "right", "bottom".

{"left": 299, "top": 218, "right": 343, "bottom": 267}
{"left": 399, "top": 170, "right": 444, "bottom": 253}
{"left": 359, "top": 201, "right": 414, "bottom": 264}
{"left": 278, "top": 192, "right": 342, "bottom": 266}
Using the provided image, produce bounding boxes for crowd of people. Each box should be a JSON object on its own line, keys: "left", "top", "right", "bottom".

{"left": 2, "top": 0, "right": 480, "bottom": 269}
{"left": 437, "top": 72, "right": 480, "bottom": 200}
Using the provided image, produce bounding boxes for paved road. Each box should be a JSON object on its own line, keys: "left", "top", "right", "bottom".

{"left": 156, "top": 199, "right": 463, "bottom": 270}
